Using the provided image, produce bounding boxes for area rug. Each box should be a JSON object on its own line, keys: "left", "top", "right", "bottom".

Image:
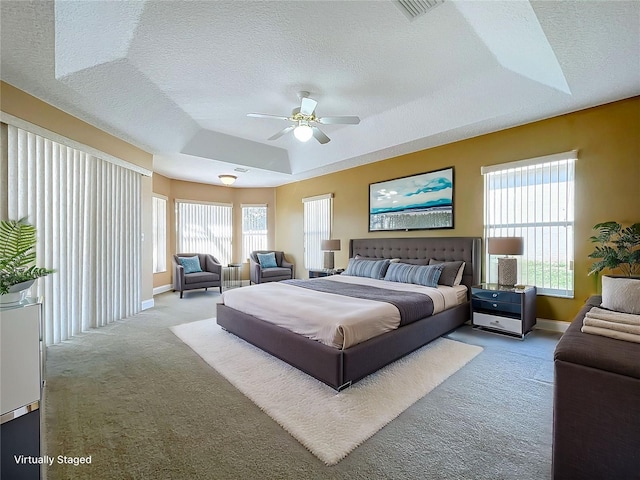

{"left": 171, "top": 319, "right": 483, "bottom": 465}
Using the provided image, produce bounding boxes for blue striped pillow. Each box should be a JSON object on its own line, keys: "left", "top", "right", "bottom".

{"left": 343, "top": 258, "right": 390, "bottom": 279}
{"left": 410, "top": 264, "right": 444, "bottom": 288}
{"left": 384, "top": 262, "right": 416, "bottom": 284}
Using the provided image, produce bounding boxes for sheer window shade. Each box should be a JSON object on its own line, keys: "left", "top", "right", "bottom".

{"left": 176, "top": 201, "right": 232, "bottom": 266}
{"left": 242, "top": 204, "right": 267, "bottom": 262}
{"left": 303, "top": 194, "right": 333, "bottom": 270}
{"left": 482, "top": 151, "right": 576, "bottom": 297}
{"left": 7, "top": 124, "right": 143, "bottom": 345}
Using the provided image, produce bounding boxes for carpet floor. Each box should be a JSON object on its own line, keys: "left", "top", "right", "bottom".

{"left": 171, "top": 319, "right": 483, "bottom": 465}
{"left": 42, "top": 289, "right": 561, "bottom": 480}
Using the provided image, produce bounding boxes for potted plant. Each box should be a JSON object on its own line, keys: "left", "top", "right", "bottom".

{"left": 0, "top": 217, "right": 54, "bottom": 305}
{"left": 588, "top": 221, "right": 640, "bottom": 277}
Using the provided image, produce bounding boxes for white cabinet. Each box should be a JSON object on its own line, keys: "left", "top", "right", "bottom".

{"left": 1, "top": 299, "right": 42, "bottom": 415}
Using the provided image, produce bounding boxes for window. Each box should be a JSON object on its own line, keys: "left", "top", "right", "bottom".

{"left": 242, "top": 204, "right": 268, "bottom": 261}
{"left": 152, "top": 195, "right": 167, "bottom": 273}
{"left": 303, "top": 193, "right": 333, "bottom": 270}
{"left": 482, "top": 151, "right": 577, "bottom": 297}
{"left": 176, "top": 201, "right": 233, "bottom": 266}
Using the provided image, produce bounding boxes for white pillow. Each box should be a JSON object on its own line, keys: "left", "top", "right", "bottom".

{"left": 601, "top": 276, "right": 640, "bottom": 315}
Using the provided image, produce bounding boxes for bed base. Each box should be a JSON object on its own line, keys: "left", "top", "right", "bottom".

{"left": 217, "top": 302, "right": 470, "bottom": 391}
{"left": 217, "top": 236, "right": 481, "bottom": 391}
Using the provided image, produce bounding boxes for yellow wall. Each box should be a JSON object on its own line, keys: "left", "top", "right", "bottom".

{"left": 1, "top": 81, "right": 156, "bottom": 302}
{"left": 152, "top": 175, "right": 276, "bottom": 288}
{"left": 275, "top": 97, "right": 640, "bottom": 321}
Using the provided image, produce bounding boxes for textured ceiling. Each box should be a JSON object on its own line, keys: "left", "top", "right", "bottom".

{"left": 1, "top": 0, "right": 639, "bottom": 187}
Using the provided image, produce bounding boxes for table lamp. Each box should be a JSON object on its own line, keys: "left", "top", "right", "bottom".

{"left": 487, "top": 237, "right": 524, "bottom": 287}
{"left": 320, "top": 239, "right": 341, "bottom": 270}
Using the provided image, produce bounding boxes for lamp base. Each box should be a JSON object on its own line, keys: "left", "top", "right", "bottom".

{"left": 323, "top": 251, "right": 335, "bottom": 270}
{"left": 497, "top": 257, "right": 517, "bottom": 287}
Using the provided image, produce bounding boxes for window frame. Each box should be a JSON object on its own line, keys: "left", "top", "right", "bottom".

{"left": 241, "top": 204, "right": 268, "bottom": 262}
{"left": 482, "top": 151, "right": 577, "bottom": 298}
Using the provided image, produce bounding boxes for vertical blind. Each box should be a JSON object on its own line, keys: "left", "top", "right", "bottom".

{"left": 7, "top": 124, "right": 142, "bottom": 344}
{"left": 241, "top": 204, "right": 268, "bottom": 262}
{"left": 152, "top": 195, "right": 167, "bottom": 273}
{"left": 482, "top": 151, "right": 577, "bottom": 297}
{"left": 303, "top": 194, "right": 333, "bottom": 270}
{"left": 176, "top": 200, "right": 233, "bottom": 266}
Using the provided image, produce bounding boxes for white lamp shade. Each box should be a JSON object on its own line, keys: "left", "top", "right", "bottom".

{"left": 487, "top": 237, "right": 524, "bottom": 256}
{"left": 321, "top": 239, "right": 341, "bottom": 251}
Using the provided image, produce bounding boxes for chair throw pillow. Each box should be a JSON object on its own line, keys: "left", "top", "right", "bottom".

{"left": 601, "top": 276, "right": 640, "bottom": 315}
{"left": 178, "top": 256, "right": 202, "bottom": 274}
{"left": 257, "top": 252, "right": 278, "bottom": 269}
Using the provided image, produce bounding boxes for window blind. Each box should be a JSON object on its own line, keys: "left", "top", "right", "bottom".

{"left": 302, "top": 194, "right": 333, "bottom": 270}
{"left": 152, "top": 195, "right": 167, "bottom": 273}
{"left": 482, "top": 151, "right": 577, "bottom": 297}
{"left": 7, "top": 124, "right": 142, "bottom": 344}
{"left": 241, "top": 204, "right": 268, "bottom": 262}
{"left": 175, "top": 200, "right": 233, "bottom": 266}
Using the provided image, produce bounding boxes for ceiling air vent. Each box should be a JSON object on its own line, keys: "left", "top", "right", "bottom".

{"left": 395, "top": 0, "right": 444, "bottom": 21}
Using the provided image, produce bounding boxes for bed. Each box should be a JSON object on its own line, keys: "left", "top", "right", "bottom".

{"left": 217, "top": 237, "right": 481, "bottom": 390}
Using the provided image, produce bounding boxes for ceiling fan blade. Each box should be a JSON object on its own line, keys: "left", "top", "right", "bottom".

{"left": 312, "top": 126, "right": 331, "bottom": 144}
{"left": 248, "top": 113, "right": 290, "bottom": 121}
{"left": 268, "top": 125, "right": 294, "bottom": 141}
{"left": 300, "top": 97, "right": 318, "bottom": 116}
{"left": 317, "top": 116, "right": 360, "bottom": 125}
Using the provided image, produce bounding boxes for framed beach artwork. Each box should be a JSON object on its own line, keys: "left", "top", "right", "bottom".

{"left": 369, "top": 167, "right": 454, "bottom": 231}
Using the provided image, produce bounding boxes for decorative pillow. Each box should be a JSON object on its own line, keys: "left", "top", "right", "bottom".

{"left": 428, "top": 259, "right": 466, "bottom": 286}
{"left": 410, "top": 264, "right": 444, "bottom": 288}
{"left": 257, "top": 252, "right": 278, "bottom": 269}
{"left": 355, "top": 254, "right": 401, "bottom": 263}
{"left": 343, "top": 258, "right": 391, "bottom": 279}
{"left": 384, "top": 262, "right": 416, "bottom": 284}
{"left": 601, "top": 276, "right": 640, "bottom": 315}
{"left": 178, "top": 256, "right": 202, "bottom": 274}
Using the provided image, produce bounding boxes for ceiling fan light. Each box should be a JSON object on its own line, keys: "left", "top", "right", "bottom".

{"left": 218, "top": 174, "right": 237, "bottom": 185}
{"left": 293, "top": 124, "right": 313, "bottom": 142}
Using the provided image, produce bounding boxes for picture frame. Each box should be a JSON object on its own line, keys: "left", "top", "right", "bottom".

{"left": 369, "top": 167, "right": 454, "bottom": 231}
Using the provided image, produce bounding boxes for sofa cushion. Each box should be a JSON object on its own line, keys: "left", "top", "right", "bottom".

{"left": 184, "top": 271, "right": 219, "bottom": 284}
{"left": 179, "top": 256, "right": 202, "bottom": 274}
{"left": 261, "top": 267, "right": 291, "bottom": 279}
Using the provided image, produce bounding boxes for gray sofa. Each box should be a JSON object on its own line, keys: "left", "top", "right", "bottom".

{"left": 552, "top": 295, "right": 640, "bottom": 479}
{"left": 172, "top": 253, "right": 222, "bottom": 298}
{"left": 248, "top": 250, "right": 294, "bottom": 284}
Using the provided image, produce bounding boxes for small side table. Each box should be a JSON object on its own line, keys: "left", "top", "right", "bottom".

{"left": 225, "top": 263, "right": 242, "bottom": 289}
{"left": 471, "top": 283, "right": 537, "bottom": 339}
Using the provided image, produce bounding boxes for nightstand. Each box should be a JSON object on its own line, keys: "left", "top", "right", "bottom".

{"left": 471, "top": 284, "right": 537, "bottom": 339}
{"left": 308, "top": 269, "right": 340, "bottom": 278}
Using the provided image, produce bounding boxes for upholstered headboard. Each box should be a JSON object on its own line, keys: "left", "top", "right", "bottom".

{"left": 349, "top": 237, "right": 482, "bottom": 292}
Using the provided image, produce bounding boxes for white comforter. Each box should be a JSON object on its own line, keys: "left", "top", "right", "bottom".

{"left": 221, "top": 275, "right": 467, "bottom": 349}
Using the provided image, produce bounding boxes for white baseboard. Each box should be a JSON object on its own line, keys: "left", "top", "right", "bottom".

{"left": 141, "top": 298, "right": 154, "bottom": 310}
{"left": 535, "top": 318, "right": 570, "bottom": 333}
{"left": 153, "top": 284, "right": 172, "bottom": 296}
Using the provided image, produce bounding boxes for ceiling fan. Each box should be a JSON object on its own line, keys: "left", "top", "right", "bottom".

{"left": 247, "top": 91, "right": 360, "bottom": 144}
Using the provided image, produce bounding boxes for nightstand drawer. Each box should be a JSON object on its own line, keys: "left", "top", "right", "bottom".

{"left": 471, "top": 289, "right": 520, "bottom": 304}
{"left": 473, "top": 312, "right": 522, "bottom": 335}
{"left": 472, "top": 299, "right": 521, "bottom": 316}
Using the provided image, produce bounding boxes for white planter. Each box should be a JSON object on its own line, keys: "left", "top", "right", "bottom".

{"left": 0, "top": 280, "right": 35, "bottom": 306}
